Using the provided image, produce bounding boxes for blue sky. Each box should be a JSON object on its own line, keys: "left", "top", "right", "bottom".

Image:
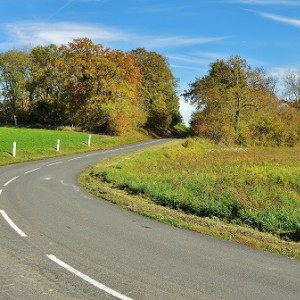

{"left": 1, "top": 0, "right": 300, "bottom": 123}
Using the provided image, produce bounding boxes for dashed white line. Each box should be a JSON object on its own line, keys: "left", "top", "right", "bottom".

{"left": 68, "top": 157, "right": 82, "bottom": 161}
{"left": 46, "top": 161, "right": 63, "bottom": 167}
{"left": 47, "top": 254, "right": 134, "bottom": 300}
{"left": 0, "top": 210, "right": 27, "bottom": 237}
{"left": 24, "top": 167, "right": 41, "bottom": 174}
{"left": 0, "top": 189, "right": 2, "bottom": 196}
{"left": 3, "top": 176, "right": 19, "bottom": 187}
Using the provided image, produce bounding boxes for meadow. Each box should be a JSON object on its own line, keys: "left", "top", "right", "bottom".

{"left": 0, "top": 127, "right": 150, "bottom": 166}
{"left": 86, "top": 138, "right": 300, "bottom": 243}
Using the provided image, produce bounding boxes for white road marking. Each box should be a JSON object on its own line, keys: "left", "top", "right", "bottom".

{"left": 0, "top": 189, "right": 2, "bottom": 196}
{"left": 24, "top": 167, "right": 41, "bottom": 174}
{"left": 68, "top": 157, "right": 82, "bottom": 161}
{"left": 47, "top": 254, "right": 134, "bottom": 300}
{"left": 60, "top": 180, "right": 80, "bottom": 192}
{"left": 0, "top": 210, "right": 27, "bottom": 237}
{"left": 3, "top": 176, "right": 19, "bottom": 187}
{"left": 46, "top": 161, "right": 63, "bottom": 167}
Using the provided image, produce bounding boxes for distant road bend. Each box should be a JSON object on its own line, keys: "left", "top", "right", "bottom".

{"left": 0, "top": 139, "right": 299, "bottom": 300}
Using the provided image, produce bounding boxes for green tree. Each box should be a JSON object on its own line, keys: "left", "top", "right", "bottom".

{"left": 184, "top": 55, "right": 278, "bottom": 144}
{"left": 28, "top": 44, "right": 65, "bottom": 125}
{"left": 0, "top": 50, "right": 30, "bottom": 124}
{"left": 131, "top": 48, "right": 180, "bottom": 130}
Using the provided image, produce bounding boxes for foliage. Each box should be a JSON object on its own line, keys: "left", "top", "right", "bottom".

{"left": 183, "top": 55, "right": 297, "bottom": 146}
{"left": 0, "top": 50, "right": 31, "bottom": 123}
{"left": 0, "top": 39, "right": 181, "bottom": 134}
{"left": 27, "top": 44, "right": 65, "bottom": 125}
{"left": 90, "top": 139, "right": 300, "bottom": 242}
{"left": 131, "top": 48, "right": 180, "bottom": 129}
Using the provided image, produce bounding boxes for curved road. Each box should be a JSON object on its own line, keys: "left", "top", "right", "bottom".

{"left": 0, "top": 139, "right": 299, "bottom": 300}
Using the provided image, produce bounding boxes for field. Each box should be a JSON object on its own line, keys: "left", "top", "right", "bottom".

{"left": 0, "top": 127, "right": 151, "bottom": 166}
{"left": 82, "top": 138, "right": 300, "bottom": 256}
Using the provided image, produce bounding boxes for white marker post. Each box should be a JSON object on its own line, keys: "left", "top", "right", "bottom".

{"left": 12, "top": 141, "right": 16, "bottom": 157}
{"left": 88, "top": 134, "right": 91, "bottom": 147}
{"left": 56, "top": 139, "right": 60, "bottom": 152}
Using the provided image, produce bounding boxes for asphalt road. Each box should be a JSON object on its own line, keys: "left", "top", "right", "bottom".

{"left": 0, "top": 139, "right": 299, "bottom": 300}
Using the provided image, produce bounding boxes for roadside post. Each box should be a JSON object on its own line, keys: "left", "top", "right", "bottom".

{"left": 88, "top": 134, "right": 91, "bottom": 147}
{"left": 56, "top": 139, "right": 60, "bottom": 151}
{"left": 12, "top": 141, "right": 16, "bottom": 157}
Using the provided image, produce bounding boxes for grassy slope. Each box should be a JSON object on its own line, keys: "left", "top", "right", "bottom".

{"left": 81, "top": 139, "right": 300, "bottom": 258}
{"left": 0, "top": 127, "right": 151, "bottom": 166}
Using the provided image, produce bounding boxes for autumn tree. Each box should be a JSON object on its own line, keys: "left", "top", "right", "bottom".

{"left": 56, "top": 38, "right": 145, "bottom": 134}
{"left": 184, "top": 55, "right": 278, "bottom": 144}
{"left": 56, "top": 38, "right": 107, "bottom": 128}
{"left": 102, "top": 50, "right": 145, "bottom": 134}
{"left": 0, "top": 39, "right": 181, "bottom": 135}
{"left": 131, "top": 48, "right": 180, "bottom": 130}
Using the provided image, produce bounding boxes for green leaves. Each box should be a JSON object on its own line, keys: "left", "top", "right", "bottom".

{"left": 131, "top": 48, "right": 180, "bottom": 129}
{"left": 183, "top": 55, "right": 295, "bottom": 146}
{"left": 0, "top": 39, "right": 181, "bottom": 134}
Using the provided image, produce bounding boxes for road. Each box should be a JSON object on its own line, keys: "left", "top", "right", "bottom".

{"left": 0, "top": 139, "right": 299, "bottom": 300}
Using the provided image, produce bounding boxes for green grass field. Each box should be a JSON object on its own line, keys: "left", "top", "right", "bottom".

{"left": 85, "top": 138, "right": 300, "bottom": 243}
{"left": 0, "top": 127, "right": 151, "bottom": 166}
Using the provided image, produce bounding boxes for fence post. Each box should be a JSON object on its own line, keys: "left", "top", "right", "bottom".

{"left": 56, "top": 139, "right": 60, "bottom": 151}
{"left": 88, "top": 134, "right": 91, "bottom": 147}
{"left": 12, "top": 141, "right": 16, "bottom": 157}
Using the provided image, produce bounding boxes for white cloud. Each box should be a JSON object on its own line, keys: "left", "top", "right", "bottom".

{"left": 148, "top": 36, "right": 228, "bottom": 48}
{"left": 3, "top": 21, "right": 228, "bottom": 51}
{"left": 167, "top": 52, "right": 228, "bottom": 66}
{"left": 258, "top": 12, "right": 300, "bottom": 27}
{"left": 5, "top": 22, "right": 132, "bottom": 48}
{"left": 168, "top": 54, "right": 212, "bottom": 65}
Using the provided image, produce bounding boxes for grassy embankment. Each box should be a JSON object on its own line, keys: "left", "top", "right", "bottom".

{"left": 81, "top": 138, "right": 300, "bottom": 258}
{"left": 0, "top": 127, "right": 152, "bottom": 166}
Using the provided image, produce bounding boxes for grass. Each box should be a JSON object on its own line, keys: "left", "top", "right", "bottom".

{"left": 81, "top": 138, "right": 300, "bottom": 258}
{"left": 0, "top": 126, "right": 151, "bottom": 166}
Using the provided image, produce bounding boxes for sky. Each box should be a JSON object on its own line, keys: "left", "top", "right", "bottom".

{"left": 0, "top": 0, "right": 300, "bottom": 124}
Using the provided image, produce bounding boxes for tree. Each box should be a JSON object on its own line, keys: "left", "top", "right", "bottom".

{"left": 131, "top": 48, "right": 180, "bottom": 130}
{"left": 183, "top": 55, "right": 278, "bottom": 144}
{"left": 28, "top": 44, "right": 65, "bottom": 125}
{"left": 102, "top": 50, "right": 145, "bottom": 134}
{"left": 56, "top": 38, "right": 107, "bottom": 127}
{"left": 0, "top": 50, "right": 30, "bottom": 124}
{"left": 56, "top": 39, "right": 145, "bottom": 134}
{"left": 283, "top": 69, "right": 300, "bottom": 109}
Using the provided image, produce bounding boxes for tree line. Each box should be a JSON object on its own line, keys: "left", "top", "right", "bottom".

{"left": 183, "top": 55, "right": 300, "bottom": 146}
{"left": 0, "top": 38, "right": 181, "bottom": 135}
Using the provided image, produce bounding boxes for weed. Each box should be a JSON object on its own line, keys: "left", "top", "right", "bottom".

{"left": 87, "top": 139, "right": 300, "bottom": 242}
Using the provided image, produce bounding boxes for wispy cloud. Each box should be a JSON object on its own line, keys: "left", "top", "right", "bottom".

{"left": 257, "top": 12, "right": 300, "bottom": 27}
{"left": 148, "top": 36, "right": 229, "bottom": 49}
{"left": 5, "top": 22, "right": 132, "bottom": 48}
{"left": 167, "top": 52, "right": 228, "bottom": 66}
{"left": 3, "top": 21, "right": 227, "bottom": 50}
{"left": 228, "top": 0, "right": 300, "bottom": 5}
